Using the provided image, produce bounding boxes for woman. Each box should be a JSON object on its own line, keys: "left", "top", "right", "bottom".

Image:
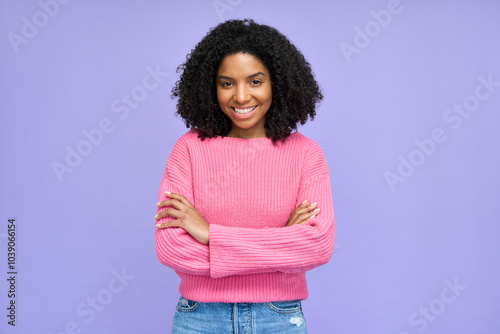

{"left": 155, "top": 19, "right": 335, "bottom": 333}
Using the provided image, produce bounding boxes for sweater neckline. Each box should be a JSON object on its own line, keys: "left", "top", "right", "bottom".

{"left": 212, "top": 133, "right": 298, "bottom": 149}
{"left": 218, "top": 131, "right": 299, "bottom": 141}
{"left": 219, "top": 135, "right": 270, "bottom": 141}
{"left": 188, "top": 129, "right": 300, "bottom": 147}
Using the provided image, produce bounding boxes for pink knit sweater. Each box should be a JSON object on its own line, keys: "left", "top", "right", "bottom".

{"left": 155, "top": 129, "right": 335, "bottom": 303}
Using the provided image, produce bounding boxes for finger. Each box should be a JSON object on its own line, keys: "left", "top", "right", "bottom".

{"left": 156, "top": 219, "right": 181, "bottom": 229}
{"left": 165, "top": 192, "right": 193, "bottom": 208}
{"left": 290, "top": 202, "right": 318, "bottom": 219}
{"left": 156, "top": 200, "right": 171, "bottom": 208}
{"left": 295, "top": 209, "right": 320, "bottom": 225}
{"left": 306, "top": 208, "right": 320, "bottom": 219}
{"left": 307, "top": 202, "right": 318, "bottom": 210}
{"left": 287, "top": 211, "right": 309, "bottom": 226}
{"left": 156, "top": 198, "right": 181, "bottom": 207}
{"left": 156, "top": 195, "right": 179, "bottom": 208}
{"left": 157, "top": 199, "right": 184, "bottom": 210}
{"left": 286, "top": 200, "right": 310, "bottom": 226}
{"left": 287, "top": 211, "right": 303, "bottom": 226}
{"left": 154, "top": 208, "right": 182, "bottom": 220}
{"left": 286, "top": 200, "right": 320, "bottom": 226}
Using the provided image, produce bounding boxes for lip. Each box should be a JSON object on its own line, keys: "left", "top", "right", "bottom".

{"left": 231, "top": 105, "right": 258, "bottom": 119}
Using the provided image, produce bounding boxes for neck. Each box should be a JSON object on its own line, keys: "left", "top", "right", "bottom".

{"left": 227, "top": 128, "right": 267, "bottom": 139}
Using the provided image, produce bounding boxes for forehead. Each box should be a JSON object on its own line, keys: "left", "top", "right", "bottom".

{"left": 217, "top": 53, "right": 269, "bottom": 75}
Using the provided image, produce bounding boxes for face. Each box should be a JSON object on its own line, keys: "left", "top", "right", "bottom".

{"left": 216, "top": 53, "right": 272, "bottom": 139}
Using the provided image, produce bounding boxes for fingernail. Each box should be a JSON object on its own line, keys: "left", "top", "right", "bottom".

{"left": 154, "top": 214, "right": 159, "bottom": 219}
{"left": 312, "top": 208, "right": 320, "bottom": 213}
{"left": 156, "top": 224, "right": 162, "bottom": 228}
{"left": 156, "top": 202, "right": 161, "bottom": 207}
{"left": 302, "top": 200, "right": 308, "bottom": 205}
{"left": 165, "top": 191, "right": 171, "bottom": 195}
{"left": 309, "top": 215, "right": 316, "bottom": 220}
{"left": 310, "top": 202, "right": 318, "bottom": 208}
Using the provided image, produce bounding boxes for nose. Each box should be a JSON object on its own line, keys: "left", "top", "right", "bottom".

{"left": 234, "top": 86, "right": 250, "bottom": 104}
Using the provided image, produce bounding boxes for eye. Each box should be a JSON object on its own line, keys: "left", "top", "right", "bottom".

{"left": 250, "top": 80, "right": 262, "bottom": 85}
{"left": 221, "top": 82, "right": 233, "bottom": 88}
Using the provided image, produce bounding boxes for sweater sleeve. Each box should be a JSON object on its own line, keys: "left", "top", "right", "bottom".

{"left": 155, "top": 134, "right": 210, "bottom": 276}
{"left": 208, "top": 140, "right": 335, "bottom": 278}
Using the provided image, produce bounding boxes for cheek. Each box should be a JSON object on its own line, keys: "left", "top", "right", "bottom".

{"left": 258, "top": 89, "right": 272, "bottom": 105}
{"left": 216, "top": 89, "right": 231, "bottom": 106}
{"left": 262, "top": 85, "right": 272, "bottom": 102}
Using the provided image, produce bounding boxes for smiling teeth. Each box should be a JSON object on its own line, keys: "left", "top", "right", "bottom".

{"left": 234, "top": 106, "right": 257, "bottom": 114}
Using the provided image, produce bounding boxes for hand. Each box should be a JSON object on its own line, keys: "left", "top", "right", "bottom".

{"left": 155, "top": 192, "right": 210, "bottom": 245}
{"left": 286, "top": 200, "right": 320, "bottom": 227}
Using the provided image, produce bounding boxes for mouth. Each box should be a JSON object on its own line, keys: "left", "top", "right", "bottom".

{"left": 231, "top": 105, "right": 257, "bottom": 119}
{"left": 233, "top": 105, "right": 257, "bottom": 114}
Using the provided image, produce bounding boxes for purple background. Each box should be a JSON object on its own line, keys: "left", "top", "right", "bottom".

{"left": 1, "top": 0, "right": 499, "bottom": 333}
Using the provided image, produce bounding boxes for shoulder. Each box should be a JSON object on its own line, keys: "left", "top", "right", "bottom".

{"left": 171, "top": 129, "right": 203, "bottom": 150}
{"left": 287, "top": 132, "right": 329, "bottom": 177}
{"left": 177, "top": 128, "right": 200, "bottom": 144}
{"left": 285, "top": 131, "right": 324, "bottom": 154}
{"left": 167, "top": 129, "right": 201, "bottom": 162}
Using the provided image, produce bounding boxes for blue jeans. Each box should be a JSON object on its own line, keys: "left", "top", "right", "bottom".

{"left": 172, "top": 296, "right": 307, "bottom": 333}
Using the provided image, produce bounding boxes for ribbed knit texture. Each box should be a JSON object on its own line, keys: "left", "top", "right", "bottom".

{"left": 155, "top": 129, "right": 335, "bottom": 303}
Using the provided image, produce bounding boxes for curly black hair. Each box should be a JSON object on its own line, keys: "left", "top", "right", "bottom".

{"left": 171, "top": 19, "right": 323, "bottom": 144}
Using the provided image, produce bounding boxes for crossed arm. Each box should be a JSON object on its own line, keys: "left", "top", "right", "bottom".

{"left": 155, "top": 192, "right": 320, "bottom": 245}
{"left": 154, "top": 137, "right": 335, "bottom": 278}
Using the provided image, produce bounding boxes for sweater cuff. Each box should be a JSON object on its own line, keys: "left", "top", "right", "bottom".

{"left": 209, "top": 224, "right": 275, "bottom": 278}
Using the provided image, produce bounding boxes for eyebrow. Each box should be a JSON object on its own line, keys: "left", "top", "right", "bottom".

{"left": 218, "top": 72, "right": 266, "bottom": 80}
